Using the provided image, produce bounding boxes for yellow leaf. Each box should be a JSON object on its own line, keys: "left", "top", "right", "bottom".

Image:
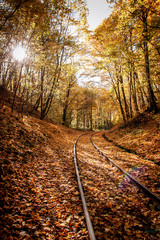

{"left": 82, "top": 228, "right": 87, "bottom": 233}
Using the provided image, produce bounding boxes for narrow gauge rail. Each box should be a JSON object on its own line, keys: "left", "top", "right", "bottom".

{"left": 74, "top": 132, "right": 160, "bottom": 240}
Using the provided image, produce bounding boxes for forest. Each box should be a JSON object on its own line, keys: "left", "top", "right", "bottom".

{"left": 0, "top": 0, "right": 160, "bottom": 129}
{"left": 1, "top": 1, "right": 160, "bottom": 239}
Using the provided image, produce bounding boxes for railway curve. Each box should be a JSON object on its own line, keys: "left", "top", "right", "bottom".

{"left": 91, "top": 132, "right": 160, "bottom": 209}
{"left": 73, "top": 132, "right": 160, "bottom": 240}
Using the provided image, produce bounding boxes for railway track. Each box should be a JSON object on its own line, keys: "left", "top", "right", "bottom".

{"left": 73, "top": 132, "right": 160, "bottom": 240}
{"left": 92, "top": 132, "right": 160, "bottom": 197}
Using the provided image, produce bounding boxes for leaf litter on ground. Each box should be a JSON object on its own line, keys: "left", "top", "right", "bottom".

{"left": 0, "top": 105, "right": 160, "bottom": 239}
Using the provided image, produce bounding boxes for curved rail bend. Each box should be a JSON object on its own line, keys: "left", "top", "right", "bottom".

{"left": 90, "top": 132, "right": 160, "bottom": 209}
{"left": 74, "top": 133, "right": 96, "bottom": 240}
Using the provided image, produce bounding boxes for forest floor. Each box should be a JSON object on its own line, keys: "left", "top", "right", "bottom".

{"left": 0, "top": 88, "right": 160, "bottom": 239}
{"left": 105, "top": 109, "right": 160, "bottom": 166}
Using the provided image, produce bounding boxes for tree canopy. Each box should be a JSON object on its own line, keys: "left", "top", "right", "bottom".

{"left": 0, "top": 0, "right": 159, "bottom": 129}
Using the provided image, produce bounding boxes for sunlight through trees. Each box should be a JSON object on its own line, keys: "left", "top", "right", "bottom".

{"left": 0, "top": 0, "right": 159, "bottom": 129}
{"left": 13, "top": 45, "right": 26, "bottom": 61}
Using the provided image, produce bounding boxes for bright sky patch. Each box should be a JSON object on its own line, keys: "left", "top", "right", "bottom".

{"left": 13, "top": 46, "right": 26, "bottom": 61}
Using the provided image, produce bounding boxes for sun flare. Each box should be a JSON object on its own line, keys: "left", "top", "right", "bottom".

{"left": 13, "top": 46, "right": 26, "bottom": 61}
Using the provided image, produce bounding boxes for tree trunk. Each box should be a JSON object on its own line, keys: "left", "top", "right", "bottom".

{"left": 132, "top": 70, "right": 139, "bottom": 114}
{"left": 11, "top": 63, "right": 23, "bottom": 112}
{"left": 129, "top": 73, "right": 133, "bottom": 118}
{"left": 142, "top": 8, "right": 158, "bottom": 113}
{"left": 62, "top": 82, "right": 71, "bottom": 125}
{"left": 119, "top": 74, "right": 130, "bottom": 120}
{"left": 108, "top": 67, "right": 126, "bottom": 122}
{"left": 40, "top": 67, "right": 45, "bottom": 119}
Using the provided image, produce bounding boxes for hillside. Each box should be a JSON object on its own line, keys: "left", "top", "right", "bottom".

{"left": 0, "top": 88, "right": 160, "bottom": 239}
{"left": 105, "top": 109, "right": 160, "bottom": 166}
{"left": 0, "top": 106, "right": 90, "bottom": 239}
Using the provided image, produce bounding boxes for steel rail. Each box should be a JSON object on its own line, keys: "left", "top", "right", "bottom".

{"left": 73, "top": 133, "right": 96, "bottom": 240}
{"left": 90, "top": 132, "right": 160, "bottom": 209}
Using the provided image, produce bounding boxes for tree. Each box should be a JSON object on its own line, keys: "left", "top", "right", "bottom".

{"left": 105, "top": 0, "right": 159, "bottom": 113}
{"left": 0, "top": 0, "right": 88, "bottom": 119}
{"left": 87, "top": 0, "right": 159, "bottom": 124}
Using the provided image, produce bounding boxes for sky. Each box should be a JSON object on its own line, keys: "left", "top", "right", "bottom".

{"left": 86, "top": 0, "right": 113, "bottom": 30}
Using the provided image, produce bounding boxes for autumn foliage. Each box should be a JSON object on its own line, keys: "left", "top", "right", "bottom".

{"left": 0, "top": 89, "right": 160, "bottom": 238}
{"left": 1, "top": 0, "right": 159, "bottom": 128}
